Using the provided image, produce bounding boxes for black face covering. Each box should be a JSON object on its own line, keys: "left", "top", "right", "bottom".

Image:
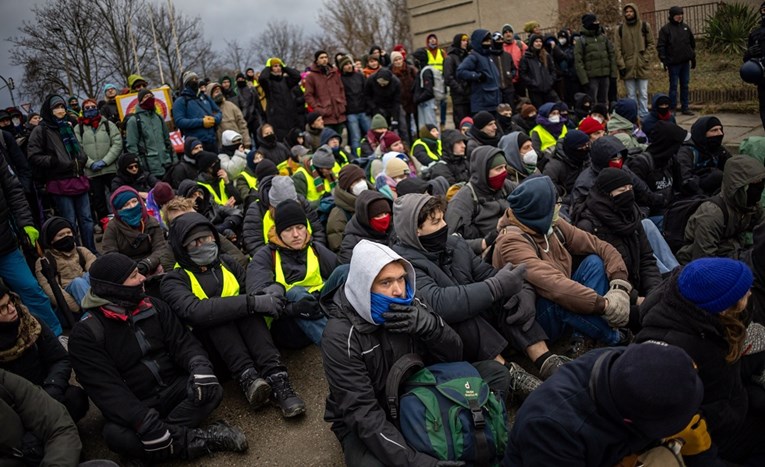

{"left": 187, "top": 80, "right": 200, "bottom": 93}
{"left": 419, "top": 225, "right": 449, "bottom": 252}
{"left": 706, "top": 135, "right": 724, "bottom": 151}
{"left": 263, "top": 134, "right": 277, "bottom": 146}
{"left": 91, "top": 280, "right": 146, "bottom": 309}
{"left": 51, "top": 236, "right": 76, "bottom": 252}
{"left": 612, "top": 191, "right": 636, "bottom": 211}
{"left": 748, "top": 181, "right": 765, "bottom": 207}
{"left": 236, "top": 80, "right": 247, "bottom": 88}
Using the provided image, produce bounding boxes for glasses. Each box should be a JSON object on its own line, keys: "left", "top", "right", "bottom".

{"left": 0, "top": 298, "right": 16, "bottom": 315}
{"left": 127, "top": 163, "right": 139, "bottom": 170}
{"left": 84, "top": 106, "right": 98, "bottom": 111}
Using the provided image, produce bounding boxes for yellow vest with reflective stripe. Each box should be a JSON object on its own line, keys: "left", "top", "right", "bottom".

{"left": 530, "top": 125, "right": 568, "bottom": 152}
{"left": 197, "top": 179, "right": 229, "bottom": 206}
{"left": 427, "top": 48, "right": 444, "bottom": 72}
{"left": 293, "top": 166, "right": 331, "bottom": 202}
{"left": 278, "top": 159, "right": 300, "bottom": 177}
{"left": 273, "top": 247, "right": 324, "bottom": 293}
{"left": 179, "top": 263, "right": 240, "bottom": 299}
{"left": 410, "top": 139, "right": 442, "bottom": 162}
{"left": 262, "top": 210, "right": 313, "bottom": 245}
{"left": 238, "top": 171, "right": 258, "bottom": 190}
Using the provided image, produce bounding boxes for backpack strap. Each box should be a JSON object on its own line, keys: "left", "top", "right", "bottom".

{"left": 469, "top": 396, "right": 491, "bottom": 466}
{"left": 44, "top": 252, "right": 59, "bottom": 280}
{"left": 385, "top": 353, "right": 425, "bottom": 421}
{"left": 79, "top": 312, "right": 105, "bottom": 344}
{"left": 709, "top": 195, "right": 729, "bottom": 228}
{"left": 77, "top": 248, "right": 86, "bottom": 271}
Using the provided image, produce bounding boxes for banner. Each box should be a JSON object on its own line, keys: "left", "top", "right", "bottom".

{"left": 116, "top": 86, "right": 173, "bottom": 122}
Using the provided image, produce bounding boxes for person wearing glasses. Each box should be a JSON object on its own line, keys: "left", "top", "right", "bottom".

{"left": 111, "top": 153, "right": 159, "bottom": 199}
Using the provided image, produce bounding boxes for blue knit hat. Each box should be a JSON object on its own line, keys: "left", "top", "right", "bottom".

{"left": 678, "top": 258, "right": 753, "bottom": 314}
{"left": 112, "top": 190, "right": 138, "bottom": 210}
{"left": 507, "top": 175, "right": 557, "bottom": 235}
{"left": 613, "top": 98, "right": 638, "bottom": 124}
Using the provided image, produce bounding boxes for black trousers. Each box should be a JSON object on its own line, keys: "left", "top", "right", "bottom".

{"left": 101, "top": 375, "right": 222, "bottom": 460}
{"left": 500, "top": 87, "right": 516, "bottom": 107}
{"left": 88, "top": 173, "right": 114, "bottom": 222}
{"left": 206, "top": 315, "right": 285, "bottom": 378}
{"left": 450, "top": 316, "right": 508, "bottom": 363}
{"left": 61, "top": 385, "right": 89, "bottom": 423}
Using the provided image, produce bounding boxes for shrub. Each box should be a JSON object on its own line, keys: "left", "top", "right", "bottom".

{"left": 706, "top": 2, "right": 759, "bottom": 55}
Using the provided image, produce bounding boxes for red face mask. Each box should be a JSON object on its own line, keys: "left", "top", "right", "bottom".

{"left": 139, "top": 97, "right": 155, "bottom": 111}
{"left": 487, "top": 170, "right": 507, "bottom": 191}
{"left": 369, "top": 213, "right": 391, "bottom": 233}
{"left": 608, "top": 158, "right": 624, "bottom": 169}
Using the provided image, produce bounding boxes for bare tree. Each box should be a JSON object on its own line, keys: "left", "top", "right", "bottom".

{"left": 250, "top": 20, "right": 313, "bottom": 70}
{"left": 222, "top": 39, "right": 254, "bottom": 74}
{"left": 557, "top": 0, "right": 623, "bottom": 34}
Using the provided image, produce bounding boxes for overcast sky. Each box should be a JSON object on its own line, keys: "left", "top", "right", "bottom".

{"left": 0, "top": 0, "right": 323, "bottom": 109}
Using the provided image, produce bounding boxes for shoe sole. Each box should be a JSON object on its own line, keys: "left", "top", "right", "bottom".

{"left": 246, "top": 382, "right": 272, "bottom": 409}
{"left": 273, "top": 399, "right": 306, "bottom": 418}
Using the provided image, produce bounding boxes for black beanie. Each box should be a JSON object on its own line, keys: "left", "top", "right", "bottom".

{"left": 367, "top": 198, "right": 392, "bottom": 219}
{"left": 307, "top": 111, "right": 321, "bottom": 126}
{"left": 255, "top": 159, "right": 278, "bottom": 180}
{"left": 90, "top": 253, "right": 137, "bottom": 289}
{"left": 196, "top": 151, "right": 219, "bottom": 171}
{"left": 396, "top": 177, "right": 432, "bottom": 196}
{"left": 516, "top": 133, "right": 532, "bottom": 151}
{"left": 563, "top": 130, "right": 590, "bottom": 156}
{"left": 314, "top": 50, "right": 328, "bottom": 62}
{"left": 137, "top": 89, "right": 152, "bottom": 103}
{"left": 472, "top": 111, "right": 495, "bottom": 130}
{"left": 42, "top": 216, "right": 73, "bottom": 248}
{"left": 274, "top": 199, "right": 307, "bottom": 235}
{"left": 595, "top": 167, "right": 633, "bottom": 194}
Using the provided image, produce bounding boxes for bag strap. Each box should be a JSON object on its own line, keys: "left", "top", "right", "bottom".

{"left": 468, "top": 397, "right": 491, "bottom": 466}
{"left": 77, "top": 248, "right": 86, "bottom": 271}
{"left": 709, "top": 195, "right": 729, "bottom": 228}
{"left": 80, "top": 311, "right": 105, "bottom": 344}
{"left": 44, "top": 252, "right": 59, "bottom": 280}
{"left": 385, "top": 353, "right": 425, "bottom": 420}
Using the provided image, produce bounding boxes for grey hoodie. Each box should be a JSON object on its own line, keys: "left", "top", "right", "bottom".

{"left": 392, "top": 193, "right": 432, "bottom": 251}
{"left": 498, "top": 132, "right": 526, "bottom": 175}
{"left": 345, "top": 240, "right": 416, "bottom": 325}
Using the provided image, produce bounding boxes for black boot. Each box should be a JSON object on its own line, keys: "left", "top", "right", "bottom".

{"left": 238, "top": 367, "right": 271, "bottom": 408}
{"left": 265, "top": 371, "right": 306, "bottom": 418}
{"left": 186, "top": 420, "right": 248, "bottom": 458}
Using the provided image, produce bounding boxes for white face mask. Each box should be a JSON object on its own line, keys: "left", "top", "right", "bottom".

{"left": 558, "top": 38, "right": 567, "bottom": 46}
{"left": 593, "top": 115, "right": 605, "bottom": 124}
{"left": 548, "top": 115, "right": 561, "bottom": 124}
{"left": 351, "top": 180, "right": 368, "bottom": 196}
{"left": 522, "top": 149, "right": 538, "bottom": 166}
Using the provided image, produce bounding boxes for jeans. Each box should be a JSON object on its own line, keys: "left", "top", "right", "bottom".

{"left": 345, "top": 113, "right": 370, "bottom": 157}
{"left": 64, "top": 272, "right": 90, "bottom": 308}
{"left": 587, "top": 77, "right": 610, "bottom": 105}
{"left": 668, "top": 62, "right": 691, "bottom": 111}
{"left": 438, "top": 98, "right": 447, "bottom": 126}
{"left": 624, "top": 79, "right": 649, "bottom": 119}
{"left": 286, "top": 286, "right": 328, "bottom": 345}
{"left": 53, "top": 193, "right": 96, "bottom": 254}
{"left": 534, "top": 255, "right": 620, "bottom": 345}
{"left": 417, "top": 98, "right": 438, "bottom": 129}
{"left": 641, "top": 219, "right": 680, "bottom": 274}
{"left": 0, "top": 248, "right": 62, "bottom": 335}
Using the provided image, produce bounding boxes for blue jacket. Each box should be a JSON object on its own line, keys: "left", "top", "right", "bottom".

{"left": 640, "top": 93, "right": 675, "bottom": 138}
{"left": 172, "top": 87, "right": 222, "bottom": 146}
{"left": 457, "top": 29, "right": 501, "bottom": 113}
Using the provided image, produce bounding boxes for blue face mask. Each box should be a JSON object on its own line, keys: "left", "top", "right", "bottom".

{"left": 369, "top": 283, "right": 414, "bottom": 324}
{"left": 83, "top": 108, "right": 99, "bottom": 119}
{"left": 119, "top": 204, "right": 143, "bottom": 227}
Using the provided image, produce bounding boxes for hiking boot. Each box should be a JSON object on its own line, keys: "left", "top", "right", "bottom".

{"left": 266, "top": 371, "right": 306, "bottom": 418}
{"left": 187, "top": 420, "right": 248, "bottom": 458}
{"left": 538, "top": 354, "right": 572, "bottom": 380}
{"left": 238, "top": 368, "right": 271, "bottom": 409}
{"left": 681, "top": 109, "right": 695, "bottom": 116}
{"left": 567, "top": 336, "right": 597, "bottom": 359}
{"left": 506, "top": 362, "right": 542, "bottom": 400}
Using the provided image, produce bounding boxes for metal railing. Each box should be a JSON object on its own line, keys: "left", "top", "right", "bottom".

{"left": 641, "top": 2, "right": 723, "bottom": 37}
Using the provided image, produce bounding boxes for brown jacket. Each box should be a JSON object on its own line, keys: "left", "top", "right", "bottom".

{"left": 304, "top": 64, "right": 347, "bottom": 125}
{"left": 492, "top": 211, "right": 628, "bottom": 315}
{"left": 102, "top": 216, "right": 167, "bottom": 273}
{"left": 216, "top": 100, "right": 252, "bottom": 148}
{"left": 34, "top": 246, "right": 96, "bottom": 312}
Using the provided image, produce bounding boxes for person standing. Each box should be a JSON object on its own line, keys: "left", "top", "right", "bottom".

{"left": 745, "top": 2, "right": 765, "bottom": 131}
{"left": 615, "top": 3, "right": 655, "bottom": 120}
{"left": 259, "top": 58, "right": 304, "bottom": 142}
{"left": 457, "top": 29, "right": 502, "bottom": 115}
{"left": 657, "top": 6, "right": 696, "bottom": 116}
{"left": 126, "top": 89, "right": 174, "bottom": 178}
{"left": 338, "top": 55, "right": 369, "bottom": 156}
{"left": 501, "top": 24, "right": 528, "bottom": 105}
{"left": 304, "top": 51, "right": 347, "bottom": 134}
{"left": 574, "top": 13, "right": 617, "bottom": 106}
{"left": 173, "top": 71, "right": 222, "bottom": 152}
{"left": 444, "top": 33, "right": 471, "bottom": 128}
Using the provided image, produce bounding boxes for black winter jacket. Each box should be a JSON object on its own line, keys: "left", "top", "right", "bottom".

{"left": 490, "top": 50, "right": 517, "bottom": 91}
{"left": 519, "top": 49, "right": 555, "bottom": 93}
{"left": 341, "top": 71, "right": 367, "bottom": 115}
{"left": 657, "top": 19, "right": 696, "bottom": 66}
{"left": 337, "top": 191, "right": 392, "bottom": 264}
{"left": 444, "top": 37, "right": 471, "bottom": 106}
{"left": 364, "top": 69, "right": 401, "bottom": 121}
{"left": 247, "top": 238, "right": 336, "bottom": 296}
{"left": 542, "top": 141, "right": 587, "bottom": 203}
{"left": 0, "top": 154, "right": 33, "bottom": 255}
{"left": 260, "top": 66, "right": 304, "bottom": 141}
{"left": 27, "top": 96, "right": 88, "bottom": 182}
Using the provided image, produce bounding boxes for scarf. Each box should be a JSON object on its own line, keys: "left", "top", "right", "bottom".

{"left": 310, "top": 165, "right": 336, "bottom": 194}
{"left": 57, "top": 119, "right": 81, "bottom": 161}
{"left": 370, "top": 283, "right": 414, "bottom": 324}
{"left": 536, "top": 115, "right": 566, "bottom": 139}
{"left": 0, "top": 302, "right": 41, "bottom": 363}
{"left": 78, "top": 114, "right": 102, "bottom": 130}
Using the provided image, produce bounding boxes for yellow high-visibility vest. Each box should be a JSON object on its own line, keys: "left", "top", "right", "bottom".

{"left": 292, "top": 166, "right": 331, "bottom": 202}
{"left": 262, "top": 209, "right": 313, "bottom": 244}
{"left": 180, "top": 263, "right": 239, "bottom": 299}
{"left": 410, "top": 139, "right": 442, "bottom": 162}
{"left": 273, "top": 247, "right": 324, "bottom": 293}
{"left": 530, "top": 125, "right": 568, "bottom": 152}
{"left": 197, "top": 179, "right": 229, "bottom": 206}
{"left": 427, "top": 48, "right": 444, "bottom": 72}
{"left": 238, "top": 171, "right": 257, "bottom": 190}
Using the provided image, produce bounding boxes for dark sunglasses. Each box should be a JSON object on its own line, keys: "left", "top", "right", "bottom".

{"left": 127, "top": 163, "right": 139, "bottom": 170}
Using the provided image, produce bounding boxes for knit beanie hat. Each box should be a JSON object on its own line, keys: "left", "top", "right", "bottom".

{"left": 521, "top": 103, "right": 537, "bottom": 118}
{"left": 152, "top": 182, "right": 174, "bottom": 207}
{"left": 502, "top": 24, "right": 514, "bottom": 34}
{"left": 578, "top": 116, "right": 605, "bottom": 135}
{"left": 609, "top": 342, "right": 704, "bottom": 438}
{"left": 312, "top": 145, "right": 336, "bottom": 169}
{"left": 113, "top": 190, "right": 138, "bottom": 210}
{"left": 49, "top": 95, "right": 66, "bottom": 109}
{"left": 182, "top": 71, "right": 198, "bottom": 86}
{"left": 338, "top": 164, "right": 366, "bottom": 191}
{"left": 613, "top": 98, "right": 638, "bottom": 124}
{"left": 473, "top": 111, "right": 495, "bottom": 130}
{"left": 507, "top": 175, "right": 557, "bottom": 235}
{"left": 103, "top": 83, "right": 117, "bottom": 93}
{"left": 490, "top": 153, "right": 506, "bottom": 169}
{"left": 291, "top": 145, "right": 309, "bottom": 160}
{"left": 368, "top": 198, "right": 392, "bottom": 219}
{"left": 595, "top": 167, "right": 633, "bottom": 194}
{"left": 516, "top": 133, "right": 532, "bottom": 150}
{"left": 338, "top": 55, "right": 353, "bottom": 70}
{"left": 385, "top": 158, "right": 410, "bottom": 178}
{"left": 678, "top": 258, "right": 754, "bottom": 314}
{"left": 371, "top": 114, "right": 388, "bottom": 130}
{"left": 196, "top": 151, "right": 219, "bottom": 171}
{"left": 314, "top": 50, "right": 328, "bottom": 62}
{"left": 592, "top": 103, "right": 609, "bottom": 117}
{"left": 42, "top": 216, "right": 73, "bottom": 248}
{"left": 307, "top": 111, "right": 322, "bottom": 126}
{"left": 275, "top": 199, "right": 307, "bottom": 235}
{"left": 137, "top": 89, "right": 153, "bottom": 103}
{"left": 380, "top": 132, "right": 402, "bottom": 152}
{"left": 269, "top": 176, "right": 298, "bottom": 207}
{"left": 90, "top": 253, "right": 137, "bottom": 289}
{"left": 459, "top": 117, "right": 473, "bottom": 130}
{"left": 184, "top": 137, "right": 202, "bottom": 157}
{"left": 390, "top": 51, "right": 403, "bottom": 63}
{"left": 82, "top": 98, "right": 97, "bottom": 108}
{"left": 396, "top": 177, "right": 431, "bottom": 196}
{"left": 255, "top": 159, "right": 278, "bottom": 180}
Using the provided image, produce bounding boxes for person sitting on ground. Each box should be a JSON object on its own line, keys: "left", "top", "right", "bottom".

{"left": 145, "top": 181, "right": 175, "bottom": 231}
{"left": 573, "top": 168, "right": 662, "bottom": 300}
{"left": 235, "top": 151, "right": 274, "bottom": 210}
{"left": 34, "top": 217, "right": 96, "bottom": 314}
{"left": 446, "top": 146, "right": 516, "bottom": 255}
{"left": 505, "top": 342, "right": 706, "bottom": 466}
{"left": 278, "top": 144, "right": 308, "bottom": 178}
{"left": 111, "top": 153, "right": 159, "bottom": 200}
{"left": 254, "top": 123, "right": 291, "bottom": 166}
{"left": 194, "top": 151, "right": 242, "bottom": 208}
{"left": 676, "top": 156, "right": 765, "bottom": 264}
{"left": 410, "top": 125, "right": 442, "bottom": 169}
{"left": 459, "top": 116, "right": 473, "bottom": 135}
{"left": 166, "top": 136, "right": 202, "bottom": 189}
{"left": 303, "top": 112, "right": 325, "bottom": 152}
{"left": 499, "top": 132, "right": 540, "bottom": 184}
{"left": 577, "top": 115, "right": 606, "bottom": 142}
{"left": 465, "top": 111, "right": 502, "bottom": 159}
{"left": 320, "top": 128, "right": 352, "bottom": 170}
{"left": 161, "top": 213, "right": 306, "bottom": 418}
{"left": 492, "top": 175, "right": 633, "bottom": 351}
{"left": 607, "top": 98, "right": 646, "bottom": 151}
{"left": 640, "top": 93, "right": 675, "bottom": 137}
{"left": 70, "top": 253, "right": 248, "bottom": 462}
{"left": 241, "top": 175, "right": 325, "bottom": 255}
{"left": 248, "top": 200, "right": 336, "bottom": 345}
{"left": 637, "top": 258, "right": 765, "bottom": 465}
{"left": 0, "top": 283, "right": 89, "bottom": 423}
{"left": 321, "top": 240, "right": 510, "bottom": 467}
{"left": 368, "top": 134, "right": 409, "bottom": 181}
{"left": 337, "top": 191, "right": 393, "bottom": 265}
{"left": 327, "top": 165, "right": 372, "bottom": 252}
{"left": 292, "top": 145, "right": 337, "bottom": 209}
{"left": 103, "top": 187, "right": 166, "bottom": 277}
{"left": 497, "top": 103, "right": 524, "bottom": 135}
{"left": 512, "top": 103, "right": 537, "bottom": 135}
{"left": 177, "top": 179, "right": 242, "bottom": 246}
{"left": 358, "top": 114, "right": 389, "bottom": 158}
{"left": 529, "top": 102, "right": 568, "bottom": 159}
{"left": 543, "top": 129, "right": 591, "bottom": 209}
{"left": 217, "top": 130, "right": 248, "bottom": 181}
{"left": 571, "top": 92, "right": 593, "bottom": 126}
{"left": 428, "top": 129, "right": 470, "bottom": 186}
{"left": 392, "top": 194, "right": 565, "bottom": 389}
{"left": 675, "top": 116, "right": 732, "bottom": 199}
{"left": 375, "top": 157, "right": 411, "bottom": 201}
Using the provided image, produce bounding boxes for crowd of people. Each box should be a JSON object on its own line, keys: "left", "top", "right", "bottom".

{"left": 1, "top": 4, "right": 765, "bottom": 466}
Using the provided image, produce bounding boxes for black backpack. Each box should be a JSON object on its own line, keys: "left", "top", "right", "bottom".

{"left": 663, "top": 196, "right": 728, "bottom": 253}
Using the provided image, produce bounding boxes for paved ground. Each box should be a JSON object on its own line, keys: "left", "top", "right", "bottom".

{"left": 673, "top": 112, "right": 764, "bottom": 153}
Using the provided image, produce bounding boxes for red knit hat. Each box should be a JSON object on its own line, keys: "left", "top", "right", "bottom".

{"left": 578, "top": 116, "right": 605, "bottom": 135}
{"left": 380, "top": 132, "right": 402, "bottom": 152}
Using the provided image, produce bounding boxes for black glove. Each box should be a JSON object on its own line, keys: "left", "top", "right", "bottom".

{"left": 136, "top": 258, "right": 152, "bottom": 275}
{"left": 247, "top": 293, "right": 285, "bottom": 318}
{"left": 691, "top": 58, "right": 696, "bottom": 70}
{"left": 484, "top": 263, "right": 526, "bottom": 301}
{"left": 285, "top": 298, "right": 325, "bottom": 320}
{"left": 382, "top": 302, "right": 441, "bottom": 337}
{"left": 484, "top": 230, "right": 499, "bottom": 248}
{"left": 42, "top": 383, "right": 66, "bottom": 402}
{"left": 187, "top": 373, "right": 220, "bottom": 406}
{"left": 138, "top": 410, "right": 174, "bottom": 458}
{"left": 619, "top": 68, "right": 627, "bottom": 78}
{"left": 503, "top": 285, "right": 537, "bottom": 332}
{"left": 477, "top": 73, "right": 488, "bottom": 83}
